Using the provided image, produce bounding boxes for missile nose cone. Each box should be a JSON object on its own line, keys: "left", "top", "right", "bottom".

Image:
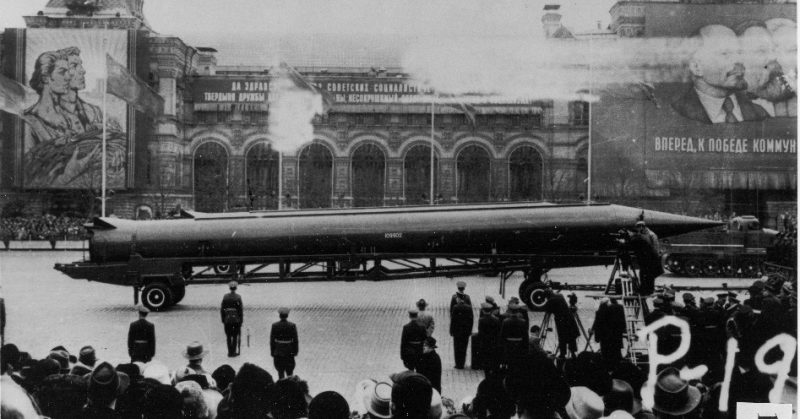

{"left": 613, "top": 206, "right": 724, "bottom": 237}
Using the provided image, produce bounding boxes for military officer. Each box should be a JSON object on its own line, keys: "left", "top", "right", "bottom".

{"left": 449, "top": 281, "right": 474, "bottom": 369}
{"left": 270, "top": 307, "right": 299, "bottom": 379}
{"left": 127, "top": 304, "right": 156, "bottom": 362}
{"left": 401, "top": 308, "right": 428, "bottom": 371}
{"left": 221, "top": 281, "right": 244, "bottom": 357}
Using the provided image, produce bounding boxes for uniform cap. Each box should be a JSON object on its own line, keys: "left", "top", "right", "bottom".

{"left": 278, "top": 307, "right": 290, "bottom": 316}
{"left": 136, "top": 304, "right": 150, "bottom": 314}
{"left": 228, "top": 281, "right": 238, "bottom": 289}
{"left": 416, "top": 299, "right": 427, "bottom": 309}
{"left": 456, "top": 281, "right": 466, "bottom": 289}
{"left": 635, "top": 221, "right": 646, "bottom": 227}
{"left": 408, "top": 308, "right": 419, "bottom": 316}
{"left": 485, "top": 296, "right": 495, "bottom": 304}
{"left": 480, "top": 302, "right": 492, "bottom": 310}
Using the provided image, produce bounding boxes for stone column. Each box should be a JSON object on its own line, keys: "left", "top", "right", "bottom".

{"left": 281, "top": 155, "right": 298, "bottom": 209}
{"left": 333, "top": 157, "right": 352, "bottom": 208}
{"left": 385, "top": 158, "right": 404, "bottom": 206}
{"left": 439, "top": 158, "right": 456, "bottom": 203}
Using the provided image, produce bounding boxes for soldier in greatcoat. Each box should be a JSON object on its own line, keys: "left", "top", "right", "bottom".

{"left": 270, "top": 307, "right": 299, "bottom": 379}
{"left": 127, "top": 304, "right": 156, "bottom": 362}
{"left": 450, "top": 281, "right": 474, "bottom": 369}
{"left": 220, "top": 281, "right": 244, "bottom": 357}
{"left": 401, "top": 308, "right": 427, "bottom": 371}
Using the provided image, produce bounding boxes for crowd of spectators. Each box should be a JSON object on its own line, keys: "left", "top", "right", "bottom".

{"left": 1, "top": 273, "right": 796, "bottom": 419}
{"left": 1, "top": 214, "right": 90, "bottom": 242}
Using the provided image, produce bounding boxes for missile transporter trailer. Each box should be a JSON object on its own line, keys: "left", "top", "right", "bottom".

{"left": 54, "top": 202, "right": 720, "bottom": 311}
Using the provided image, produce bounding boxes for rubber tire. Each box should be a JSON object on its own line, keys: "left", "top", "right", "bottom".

{"left": 519, "top": 279, "right": 548, "bottom": 312}
{"left": 719, "top": 262, "right": 735, "bottom": 277}
{"left": 142, "top": 283, "right": 173, "bottom": 312}
{"left": 684, "top": 259, "right": 702, "bottom": 277}
{"left": 170, "top": 285, "right": 186, "bottom": 305}
{"left": 740, "top": 261, "right": 760, "bottom": 278}
{"left": 213, "top": 264, "right": 232, "bottom": 275}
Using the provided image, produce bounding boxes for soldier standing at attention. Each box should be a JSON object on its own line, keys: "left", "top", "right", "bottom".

{"left": 270, "top": 307, "right": 299, "bottom": 379}
{"left": 401, "top": 308, "right": 427, "bottom": 371}
{"left": 127, "top": 304, "right": 156, "bottom": 362}
{"left": 416, "top": 299, "right": 435, "bottom": 337}
{"left": 221, "top": 281, "right": 244, "bottom": 357}
{"left": 449, "top": 281, "right": 474, "bottom": 369}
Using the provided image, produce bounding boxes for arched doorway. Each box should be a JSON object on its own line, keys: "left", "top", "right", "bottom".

{"left": 457, "top": 144, "right": 491, "bottom": 203}
{"left": 298, "top": 143, "right": 333, "bottom": 208}
{"left": 194, "top": 142, "right": 228, "bottom": 212}
{"left": 246, "top": 142, "right": 280, "bottom": 210}
{"left": 404, "top": 144, "right": 439, "bottom": 205}
{"left": 508, "top": 145, "right": 543, "bottom": 201}
{"left": 351, "top": 143, "right": 386, "bottom": 207}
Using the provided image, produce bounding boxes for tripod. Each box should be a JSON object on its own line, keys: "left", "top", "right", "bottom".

{"left": 538, "top": 294, "right": 593, "bottom": 358}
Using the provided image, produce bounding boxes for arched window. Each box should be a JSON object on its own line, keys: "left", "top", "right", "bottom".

{"left": 404, "top": 144, "right": 438, "bottom": 205}
{"left": 246, "top": 143, "right": 280, "bottom": 209}
{"left": 351, "top": 143, "right": 386, "bottom": 207}
{"left": 298, "top": 143, "right": 333, "bottom": 208}
{"left": 194, "top": 142, "right": 228, "bottom": 212}
{"left": 508, "top": 146, "right": 543, "bottom": 201}
{"left": 457, "top": 145, "right": 491, "bottom": 203}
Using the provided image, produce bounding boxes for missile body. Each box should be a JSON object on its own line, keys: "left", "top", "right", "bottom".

{"left": 83, "top": 202, "right": 717, "bottom": 263}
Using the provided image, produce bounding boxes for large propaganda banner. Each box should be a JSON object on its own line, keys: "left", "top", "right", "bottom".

{"left": 22, "top": 29, "right": 129, "bottom": 189}
{"left": 592, "top": 10, "right": 796, "bottom": 195}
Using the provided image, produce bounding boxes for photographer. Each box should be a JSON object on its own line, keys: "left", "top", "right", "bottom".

{"left": 543, "top": 285, "right": 579, "bottom": 359}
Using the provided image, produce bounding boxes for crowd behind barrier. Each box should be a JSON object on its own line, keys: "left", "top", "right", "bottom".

{"left": 1, "top": 274, "right": 797, "bottom": 419}
{"left": 1, "top": 215, "right": 90, "bottom": 242}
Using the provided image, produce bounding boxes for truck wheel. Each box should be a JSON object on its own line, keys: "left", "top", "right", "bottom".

{"left": 684, "top": 259, "right": 702, "bottom": 277}
{"left": 170, "top": 285, "right": 186, "bottom": 305}
{"left": 142, "top": 283, "right": 173, "bottom": 311}
{"left": 740, "top": 261, "right": 759, "bottom": 278}
{"left": 519, "top": 279, "right": 548, "bottom": 312}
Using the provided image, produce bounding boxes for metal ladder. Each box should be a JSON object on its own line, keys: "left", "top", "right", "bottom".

{"left": 606, "top": 256, "right": 650, "bottom": 366}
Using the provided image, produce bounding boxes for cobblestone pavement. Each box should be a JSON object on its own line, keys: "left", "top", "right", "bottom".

{"left": 0, "top": 251, "right": 752, "bottom": 408}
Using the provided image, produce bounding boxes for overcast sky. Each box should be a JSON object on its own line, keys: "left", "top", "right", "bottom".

{"left": 1, "top": 0, "right": 617, "bottom": 38}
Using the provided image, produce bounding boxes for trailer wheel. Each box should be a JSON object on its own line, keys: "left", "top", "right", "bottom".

{"left": 142, "top": 283, "right": 173, "bottom": 311}
{"left": 683, "top": 259, "right": 702, "bottom": 277}
{"left": 519, "top": 280, "right": 548, "bottom": 312}
{"left": 740, "top": 261, "right": 759, "bottom": 278}
{"left": 664, "top": 255, "right": 682, "bottom": 274}
{"left": 170, "top": 285, "right": 186, "bottom": 305}
{"left": 213, "top": 264, "right": 232, "bottom": 275}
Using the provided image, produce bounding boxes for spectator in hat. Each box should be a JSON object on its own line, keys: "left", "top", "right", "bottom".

{"left": 179, "top": 341, "right": 211, "bottom": 379}
{"left": 308, "top": 391, "right": 350, "bottom": 419}
{"left": 401, "top": 308, "right": 427, "bottom": 371}
{"left": 604, "top": 378, "right": 642, "bottom": 417}
{"left": 391, "top": 371, "right": 433, "bottom": 419}
{"left": 48, "top": 346, "right": 74, "bottom": 374}
{"left": 127, "top": 304, "right": 156, "bottom": 363}
{"left": 271, "top": 307, "right": 299, "bottom": 379}
{"left": 449, "top": 281, "right": 473, "bottom": 369}
{"left": 484, "top": 296, "right": 500, "bottom": 317}
{"left": 1, "top": 343, "right": 21, "bottom": 375}
{"left": 470, "top": 375, "right": 515, "bottom": 419}
{"left": 416, "top": 337, "right": 442, "bottom": 393}
{"left": 565, "top": 386, "right": 604, "bottom": 419}
{"left": 81, "top": 361, "right": 130, "bottom": 418}
{"left": 216, "top": 363, "right": 274, "bottom": 419}
{"left": 477, "top": 302, "right": 501, "bottom": 376}
{"left": 415, "top": 299, "right": 435, "bottom": 337}
{"left": 221, "top": 281, "right": 244, "bottom": 357}
{"left": 356, "top": 379, "right": 392, "bottom": 419}
{"left": 629, "top": 221, "right": 662, "bottom": 295}
{"left": 71, "top": 345, "right": 97, "bottom": 376}
{"left": 650, "top": 367, "right": 701, "bottom": 418}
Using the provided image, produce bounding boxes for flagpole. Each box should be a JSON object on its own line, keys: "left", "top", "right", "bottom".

{"left": 101, "top": 51, "right": 108, "bottom": 217}
{"left": 278, "top": 152, "right": 283, "bottom": 210}
{"left": 430, "top": 94, "right": 435, "bottom": 205}
{"left": 586, "top": 37, "right": 593, "bottom": 204}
